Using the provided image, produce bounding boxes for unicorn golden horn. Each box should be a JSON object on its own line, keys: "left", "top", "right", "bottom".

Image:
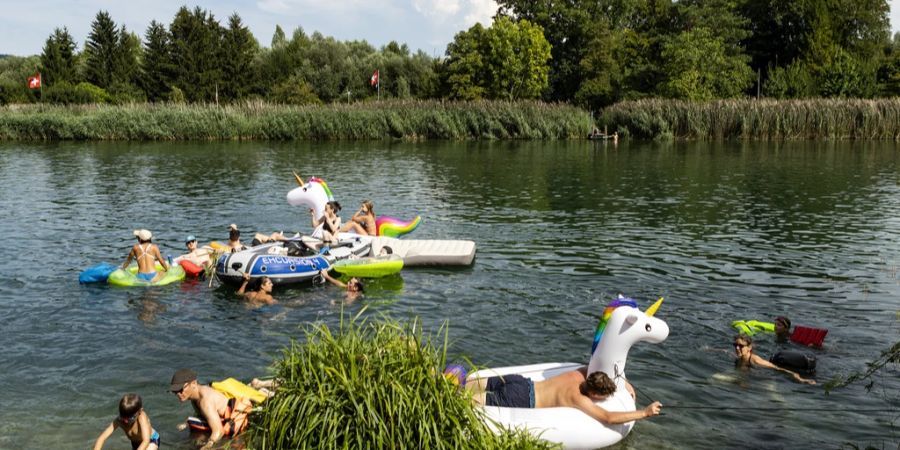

{"left": 292, "top": 171, "right": 304, "bottom": 186}
{"left": 645, "top": 297, "right": 664, "bottom": 317}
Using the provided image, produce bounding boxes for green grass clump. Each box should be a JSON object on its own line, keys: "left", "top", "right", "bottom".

{"left": 0, "top": 100, "right": 591, "bottom": 141}
{"left": 601, "top": 98, "right": 900, "bottom": 140}
{"left": 246, "top": 314, "right": 558, "bottom": 450}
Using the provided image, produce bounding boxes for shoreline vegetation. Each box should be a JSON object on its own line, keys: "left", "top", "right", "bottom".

{"left": 247, "top": 315, "right": 555, "bottom": 449}
{"left": 602, "top": 98, "right": 900, "bottom": 141}
{"left": 0, "top": 100, "right": 591, "bottom": 140}
{"left": 5, "top": 97, "right": 900, "bottom": 141}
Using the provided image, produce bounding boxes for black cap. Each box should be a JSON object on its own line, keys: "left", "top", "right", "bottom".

{"left": 170, "top": 368, "right": 197, "bottom": 391}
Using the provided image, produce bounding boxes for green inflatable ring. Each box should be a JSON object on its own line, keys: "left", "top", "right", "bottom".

{"left": 731, "top": 320, "right": 774, "bottom": 336}
{"left": 332, "top": 255, "right": 403, "bottom": 278}
{"left": 108, "top": 263, "right": 186, "bottom": 287}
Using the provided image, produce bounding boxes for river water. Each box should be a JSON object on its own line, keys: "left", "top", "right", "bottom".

{"left": 0, "top": 140, "right": 898, "bottom": 449}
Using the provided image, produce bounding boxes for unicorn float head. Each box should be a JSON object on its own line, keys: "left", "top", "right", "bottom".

{"left": 285, "top": 172, "right": 421, "bottom": 238}
{"left": 587, "top": 295, "right": 669, "bottom": 385}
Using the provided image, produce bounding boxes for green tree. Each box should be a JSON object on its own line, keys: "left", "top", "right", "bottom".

{"left": 659, "top": 27, "right": 754, "bottom": 100}
{"left": 141, "top": 20, "right": 173, "bottom": 102}
{"left": 763, "top": 62, "right": 814, "bottom": 98}
{"left": 443, "top": 17, "right": 550, "bottom": 100}
{"left": 83, "top": 11, "right": 120, "bottom": 88}
{"left": 221, "top": 13, "right": 259, "bottom": 100}
{"left": 39, "top": 27, "right": 78, "bottom": 87}
{"left": 818, "top": 48, "right": 876, "bottom": 98}
{"left": 169, "top": 6, "right": 223, "bottom": 102}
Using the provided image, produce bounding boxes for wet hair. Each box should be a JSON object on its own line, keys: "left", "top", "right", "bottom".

{"left": 327, "top": 201, "right": 342, "bottom": 213}
{"left": 119, "top": 393, "right": 142, "bottom": 418}
{"left": 734, "top": 334, "right": 752, "bottom": 346}
{"left": 349, "top": 277, "right": 364, "bottom": 293}
{"left": 229, "top": 228, "right": 241, "bottom": 241}
{"left": 251, "top": 276, "right": 271, "bottom": 292}
{"left": 775, "top": 316, "right": 791, "bottom": 329}
{"left": 362, "top": 200, "right": 374, "bottom": 216}
{"left": 580, "top": 371, "right": 616, "bottom": 398}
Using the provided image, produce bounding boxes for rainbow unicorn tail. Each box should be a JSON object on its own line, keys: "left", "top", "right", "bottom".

{"left": 376, "top": 215, "right": 421, "bottom": 238}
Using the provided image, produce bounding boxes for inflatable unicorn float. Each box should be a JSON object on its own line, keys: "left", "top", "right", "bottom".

{"left": 467, "top": 295, "right": 669, "bottom": 449}
{"left": 286, "top": 172, "right": 421, "bottom": 238}
{"left": 285, "top": 173, "right": 476, "bottom": 267}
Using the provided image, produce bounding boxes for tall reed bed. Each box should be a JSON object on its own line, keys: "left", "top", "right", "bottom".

{"left": 247, "top": 314, "right": 556, "bottom": 450}
{"left": 0, "top": 100, "right": 591, "bottom": 141}
{"left": 601, "top": 98, "right": 900, "bottom": 140}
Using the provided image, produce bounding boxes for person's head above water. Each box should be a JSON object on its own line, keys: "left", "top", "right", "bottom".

{"left": 579, "top": 371, "right": 617, "bottom": 400}
{"left": 228, "top": 224, "right": 240, "bottom": 242}
{"left": 734, "top": 334, "right": 753, "bottom": 362}
{"left": 118, "top": 393, "right": 142, "bottom": 423}
{"left": 347, "top": 277, "right": 364, "bottom": 293}
{"left": 774, "top": 316, "right": 792, "bottom": 339}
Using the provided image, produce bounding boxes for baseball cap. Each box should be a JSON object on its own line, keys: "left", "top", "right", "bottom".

{"left": 170, "top": 368, "right": 197, "bottom": 391}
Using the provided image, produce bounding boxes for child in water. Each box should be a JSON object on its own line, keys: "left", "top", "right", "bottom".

{"left": 93, "top": 393, "right": 160, "bottom": 450}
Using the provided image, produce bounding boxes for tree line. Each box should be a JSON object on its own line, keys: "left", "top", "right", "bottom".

{"left": 1, "top": 1, "right": 899, "bottom": 108}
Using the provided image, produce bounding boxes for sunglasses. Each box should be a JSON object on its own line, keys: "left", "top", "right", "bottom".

{"left": 119, "top": 413, "right": 138, "bottom": 424}
{"left": 734, "top": 343, "right": 747, "bottom": 350}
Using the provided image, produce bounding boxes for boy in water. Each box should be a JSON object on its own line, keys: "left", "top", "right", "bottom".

{"left": 93, "top": 393, "right": 160, "bottom": 450}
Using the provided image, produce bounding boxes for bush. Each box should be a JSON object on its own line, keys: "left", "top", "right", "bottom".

{"left": 247, "top": 316, "right": 556, "bottom": 450}
{"left": 43, "top": 81, "right": 110, "bottom": 104}
{"left": 271, "top": 76, "right": 322, "bottom": 105}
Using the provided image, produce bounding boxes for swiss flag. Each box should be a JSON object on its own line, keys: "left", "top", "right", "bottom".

{"left": 370, "top": 70, "right": 379, "bottom": 87}
{"left": 27, "top": 73, "right": 41, "bottom": 89}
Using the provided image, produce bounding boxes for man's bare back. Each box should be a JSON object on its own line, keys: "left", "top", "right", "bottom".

{"left": 470, "top": 367, "right": 661, "bottom": 425}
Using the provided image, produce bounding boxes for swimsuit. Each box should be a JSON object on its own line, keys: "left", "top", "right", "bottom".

{"left": 485, "top": 374, "right": 535, "bottom": 408}
{"left": 136, "top": 272, "right": 157, "bottom": 281}
{"left": 134, "top": 244, "right": 158, "bottom": 280}
{"left": 131, "top": 429, "right": 160, "bottom": 449}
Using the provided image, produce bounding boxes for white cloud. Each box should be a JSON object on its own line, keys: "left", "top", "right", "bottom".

{"left": 463, "top": 0, "right": 497, "bottom": 26}
{"left": 412, "top": 0, "right": 461, "bottom": 18}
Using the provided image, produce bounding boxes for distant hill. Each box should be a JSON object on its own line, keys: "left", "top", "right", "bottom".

{"left": 0, "top": 55, "right": 11, "bottom": 59}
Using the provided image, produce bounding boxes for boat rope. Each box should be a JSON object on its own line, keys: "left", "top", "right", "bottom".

{"left": 628, "top": 382, "right": 898, "bottom": 414}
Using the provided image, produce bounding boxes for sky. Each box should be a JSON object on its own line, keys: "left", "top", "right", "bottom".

{"left": 0, "top": 0, "right": 899, "bottom": 57}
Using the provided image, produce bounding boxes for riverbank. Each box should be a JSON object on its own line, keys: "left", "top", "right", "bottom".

{"left": 601, "top": 98, "right": 900, "bottom": 140}
{"left": 0, "top": 100, "right": 591, "bottom": 140}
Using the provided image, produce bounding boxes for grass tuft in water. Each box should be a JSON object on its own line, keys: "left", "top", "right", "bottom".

{"left": 246, "top": 313, "right": 558, "bottom": 449}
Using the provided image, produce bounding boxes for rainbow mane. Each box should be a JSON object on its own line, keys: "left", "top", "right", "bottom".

{"left": 591, "top": 296, "right": 639, "bottom": 355}
{"left": 308, "top": 177, "right": 334, "bottom": 201}
{"left": 376, "top": 215, "right": 421, "bottom": 238}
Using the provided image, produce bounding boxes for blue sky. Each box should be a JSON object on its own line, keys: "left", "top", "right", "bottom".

{"left": 1, "top": 0, "right": 898, "bottom": 57}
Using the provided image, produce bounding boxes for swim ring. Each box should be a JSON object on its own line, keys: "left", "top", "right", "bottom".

{"left": 108, "top": 263, "right": 186, "bottom": 287}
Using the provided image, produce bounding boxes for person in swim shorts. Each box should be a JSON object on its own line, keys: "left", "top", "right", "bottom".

{"left": 733, "top": 334, "right": 815, "bottom": 384}
{"left": 171, "top": 368, "right": 252, "bottom": 450}
{"left": 468, "top": 367, "right": 661, "bottom": 425}
{"left": 122, "top": 229, "right": 169, "bottom": 283}
{"left": 93, "top": 393, "right": 160, "bottom": 450}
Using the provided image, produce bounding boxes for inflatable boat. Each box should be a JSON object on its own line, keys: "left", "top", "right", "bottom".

{"left": 108, "top": 263, "right": 186, "bottom": 287}
{"left": 469, "top": 296, "right": 668, "bottom": 449}
{"left": 215, "top": 234, "right": 371, "bottom": 286}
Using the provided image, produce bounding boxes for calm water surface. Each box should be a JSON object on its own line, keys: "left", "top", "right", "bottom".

{"left": 1, "top": 140, "right": 899, "bottom": 449}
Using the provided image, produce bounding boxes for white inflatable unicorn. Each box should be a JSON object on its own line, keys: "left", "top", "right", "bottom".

{"left": 285, "top": 172, "right": 421, "bottom": 238}
{"left": 468, "top": 295, "right": 669, "bottom": 450}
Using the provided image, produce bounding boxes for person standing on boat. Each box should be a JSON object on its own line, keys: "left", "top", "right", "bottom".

{"left": 467, "top": 367, "right": 661, "bottom": 425}
{"left": 340, "top": 200, "right": 377, "bottom": 235}
{"left": 122, "top": 229, "right": 169, "bottom": 283}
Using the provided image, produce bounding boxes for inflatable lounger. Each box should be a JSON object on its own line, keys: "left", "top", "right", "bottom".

{"left": 370, "top": 237, "right": 475, "bottom": 266}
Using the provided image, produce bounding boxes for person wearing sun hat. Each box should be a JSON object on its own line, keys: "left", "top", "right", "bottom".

{"left": 122, "top": 229, "right": 169, "bottom": 283}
